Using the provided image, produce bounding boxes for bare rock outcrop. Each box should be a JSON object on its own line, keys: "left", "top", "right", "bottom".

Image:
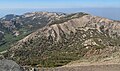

{"left": 0, "top": 59, "right": 24, "bottom": 71}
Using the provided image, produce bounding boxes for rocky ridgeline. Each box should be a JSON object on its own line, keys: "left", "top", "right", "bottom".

{"left": 0, "top": 12, "right": 66, "bottom": 33}
{"left": 0, "top": 12, "right": 66, "bottom": 49}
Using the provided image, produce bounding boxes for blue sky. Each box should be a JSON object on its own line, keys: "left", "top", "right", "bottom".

{"left": 0, "top": 0, "right": 120, "bottom": 8}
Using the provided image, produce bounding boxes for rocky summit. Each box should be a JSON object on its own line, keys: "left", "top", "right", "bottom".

{"left": 2, "top": 12, "right": 120, "bottom": 68}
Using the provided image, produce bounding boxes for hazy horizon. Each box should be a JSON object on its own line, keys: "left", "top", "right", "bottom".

{"left": 0, "top": 0, "right": 120, "bottom": 20}
{"left": 0, "top": 8, "right": 120, "bottom": 20}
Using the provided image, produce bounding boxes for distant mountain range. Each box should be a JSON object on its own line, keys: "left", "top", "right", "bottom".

{"left": 1, "top": 11, "right": 120, "bottom": 68}
{"left": 0, "top": 8, "right": 120, "bottom": 20}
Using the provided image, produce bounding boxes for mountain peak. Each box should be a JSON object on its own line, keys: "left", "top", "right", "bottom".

{"left": 3, "top": 12, "right": 120, "bottom": 67}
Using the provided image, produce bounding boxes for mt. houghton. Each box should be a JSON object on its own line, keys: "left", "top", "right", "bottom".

{"left": 1, "top": 12, "right": 120, "bottom": 68}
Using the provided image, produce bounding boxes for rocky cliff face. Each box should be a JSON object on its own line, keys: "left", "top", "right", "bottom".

{"left": 4, "top": 12, "right": 120, "bottom": 67}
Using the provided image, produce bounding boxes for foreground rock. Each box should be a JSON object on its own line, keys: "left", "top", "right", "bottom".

{"left": 1, "top": 59, "right": 120, "bottom": 71}
{"left": 0, "top": 59, "right": 24, "bottom": 71}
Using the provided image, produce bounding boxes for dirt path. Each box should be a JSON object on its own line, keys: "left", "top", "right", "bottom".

{"left": 39, "top": 64, "right": 120, "bottom": 71}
